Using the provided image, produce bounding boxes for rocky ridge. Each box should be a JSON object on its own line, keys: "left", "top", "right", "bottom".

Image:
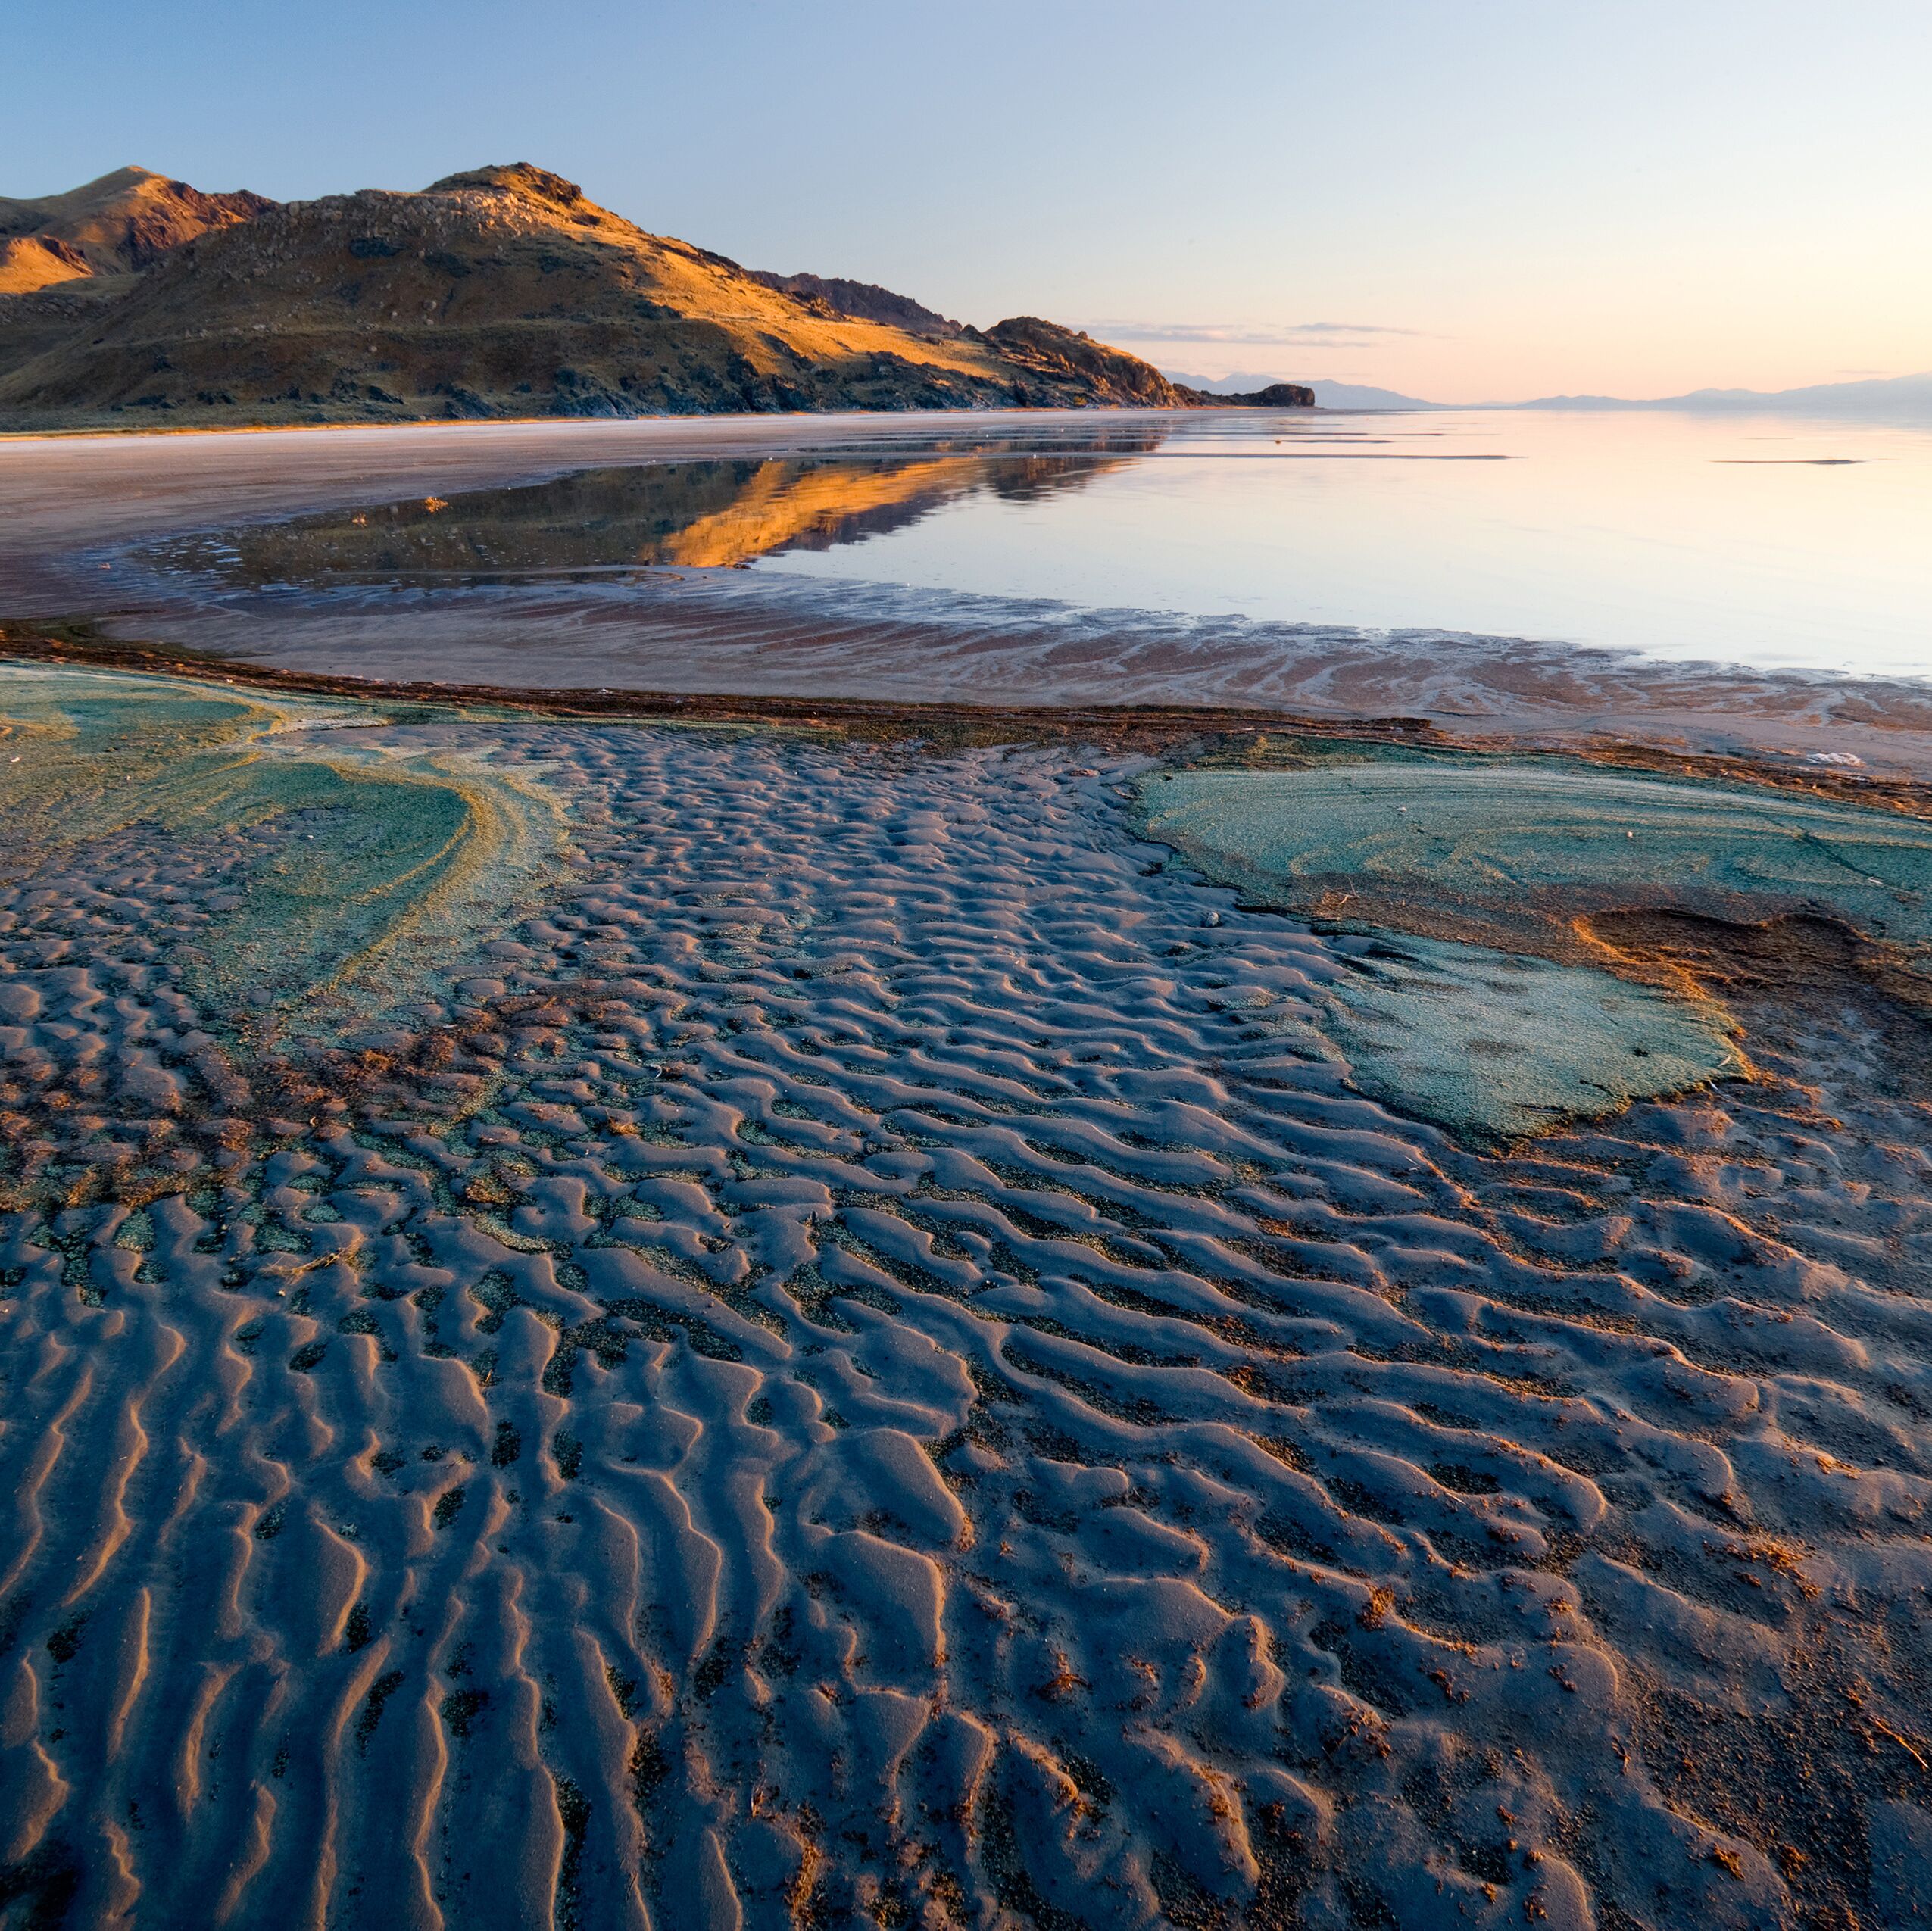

{"left": 0, "top": 162, "right": 1312, "bottom": 428}
{"left": 0, "top": 164, "right": 275, "bottom": 292}
{"left": 748, "top": 268, "right": 963, "bottom": 338}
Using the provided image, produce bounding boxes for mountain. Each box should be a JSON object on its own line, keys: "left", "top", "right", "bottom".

{"left": 1306, "top": 379, "right": 1444, "bottom": 410}
{"left": 1505, "top": 372, "right": 1932, "bottom": 417}
{"left": 0, "top": 162, "right": 1210, "bottom": 429}
{"left": 0, "top": 167, "right": 277, "bottom": 369}
{"left": 982, "top": 317, "right": 1216, "bottom": 405}
{"left": 1157, "top": 369, "right": 1317, "bottom": 407}
{"left": 0, "top": 164, "right": 275, "bottom": 292}
{"left": 748, "top": 270, "right": 962, "bottom": 338}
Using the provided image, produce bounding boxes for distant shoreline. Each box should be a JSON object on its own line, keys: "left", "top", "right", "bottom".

{"left": 0, "top": 398, "right": 1320, "bottom": 443}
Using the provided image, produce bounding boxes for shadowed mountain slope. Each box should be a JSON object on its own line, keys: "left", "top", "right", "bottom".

{"left": 972, "top": 315, "right": 1195, "bottom": 407}
{"left": 0, "top": 164, "right": 276, "bottom": 292}
{"left": 748, "top": 268, "right": 963, "bottom": 338}
{"left": 0, "top": 162, "right": 1217, "bottom": 428}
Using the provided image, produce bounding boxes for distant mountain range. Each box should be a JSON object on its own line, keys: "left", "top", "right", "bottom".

{"left": 1503, "top": 372, "right": 1932, "bottom": 417}
{"left": 0, "top": 164, "right": 1316, "bottom": 430}
{"left": 1172, "top": 365, "right": 1932, "bottom": 418}
{"left": 1303, "top": 380, "right": 1444, "bottom": 410}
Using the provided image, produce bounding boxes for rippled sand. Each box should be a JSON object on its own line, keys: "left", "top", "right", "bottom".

{"left": 5, "top": 699, "right": 1931, "bottom": 1929}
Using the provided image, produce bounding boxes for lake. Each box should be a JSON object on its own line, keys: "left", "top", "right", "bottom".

{"left": 149, "top": 405, "right": 1932, "bottom": 685}
{"left": 748, "top": 407, "right": 1932, "bottom": 680}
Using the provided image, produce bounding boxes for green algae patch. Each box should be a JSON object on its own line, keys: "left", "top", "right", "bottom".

{"left": 1140, "top": 757, "right": 1932, "bottom": 960}
{"left": 0, "top": 663, "right": 564, "bottom": 1040}
{"left": 1125, "top": 754, "right": 1921, "bottom": 1137}
{"left": 1312, "top": 931, "right": 1744, "bottom": 1141}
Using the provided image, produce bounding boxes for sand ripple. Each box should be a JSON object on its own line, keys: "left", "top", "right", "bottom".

{"left": 3, "top": 722, "right": 1931, "bottom": 1928}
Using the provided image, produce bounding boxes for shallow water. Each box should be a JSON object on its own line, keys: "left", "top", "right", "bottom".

{"left": 757, "top": 410, "right": 1932, "bottom": 679}
{"left": 150, "top": 410, "right": 1932, "bottom": 682}
{"left": 142, "top": 432, "right": 1160, "bottom": 585}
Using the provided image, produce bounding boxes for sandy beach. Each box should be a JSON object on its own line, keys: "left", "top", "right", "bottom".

{"left": 3, "top": 420, "right": 1932, "bottom": 1929}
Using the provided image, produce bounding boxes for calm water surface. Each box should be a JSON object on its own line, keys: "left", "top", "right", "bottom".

{"left": 158, "top": 408, "right": 1932, "bottom": 682}
{"left": 751, "top": 410, "right": 1932, "bottom": 679}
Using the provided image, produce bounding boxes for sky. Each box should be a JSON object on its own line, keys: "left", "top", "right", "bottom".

{"left": 5, "top": 0, "right": 1928, "bottom": 401}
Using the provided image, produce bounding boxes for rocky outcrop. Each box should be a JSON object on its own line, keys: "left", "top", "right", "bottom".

{"left": 971, "top": 317, "right": 1188, "bottom": 407}
{"left": 0, "top": 161, "right": 1235, "bottom": 429}
{"left": 1172, "top": 379, "right": 1315, "bottom": 408}
{"left": 748, "top": 270, "right": 963, "bottom": 338}
{"left": 1230, "top": 380, "right": 1315, "bottom": 407}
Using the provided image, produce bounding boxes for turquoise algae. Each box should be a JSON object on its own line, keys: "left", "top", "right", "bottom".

{"left": 0, "top": 663, "right": 564, "bottom": 1043}
{"left": 1138, "top": 753, "right": 1932, "bottom": 1137}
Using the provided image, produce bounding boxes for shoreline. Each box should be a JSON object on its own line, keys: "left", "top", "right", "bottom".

{"left": 8, "top": 617, "right": 1932, "bottom": 818}
{"left": 0, "top": 399, "right": 1271, "bottom": 445}
{"left": 4, "top": 410, "right": 1930, "bottom": 786}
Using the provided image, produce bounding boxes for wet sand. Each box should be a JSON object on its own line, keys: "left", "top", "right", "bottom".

{"left": 2, "top": 681, "right": 1930, "bottom": 1926}
{"left": 4, "top": 420, "right": 1932, "bottom": 1929}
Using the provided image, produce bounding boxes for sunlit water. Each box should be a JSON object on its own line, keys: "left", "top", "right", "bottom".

{"left": 151, "top": 407, "right": 1932, "bottom": 682}
{"left": 749, "top": 410, "right": 1932, "bottom": 679}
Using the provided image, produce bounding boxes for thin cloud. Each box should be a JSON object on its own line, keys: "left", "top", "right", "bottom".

{"left": 1085, "top": 320, "right": 1433, "bottom": 351}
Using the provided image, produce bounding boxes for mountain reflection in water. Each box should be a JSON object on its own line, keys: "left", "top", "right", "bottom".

{"left": 148, "top": 429, "right": 1167, "bottom": 585}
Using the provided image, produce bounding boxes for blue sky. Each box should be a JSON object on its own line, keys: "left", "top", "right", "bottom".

{"left": 6, "top": 0, "right": 1927, "bottom": 399}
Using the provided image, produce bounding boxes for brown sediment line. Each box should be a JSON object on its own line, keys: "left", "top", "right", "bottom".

{"left": 1222, "top": 868, "right": 1932, "bottom": 1014}
{"left": 0, "top": 613, "right": 1450, "bottom": 750}
{"left": 8, "top": 615, "right": 1932, "bottom": 822}
{"left": 48, "top": 585, "right": 1932, "bottom": 776}
{"left": 1275, "top": 874, "right": 1924, "bottom": 1009}
{"left": 1578, "top": 906, "right": 1932, "bottom": 1047}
